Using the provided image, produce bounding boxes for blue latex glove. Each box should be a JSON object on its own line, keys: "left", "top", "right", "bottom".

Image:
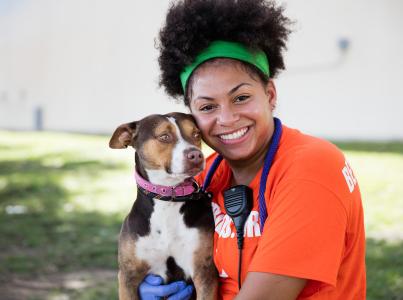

{"left": 138, "top": 274, "right": 194, "bottom": 300}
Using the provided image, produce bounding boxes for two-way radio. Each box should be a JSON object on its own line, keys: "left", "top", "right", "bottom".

{"left": 223, "top": 185, "right": 252, "bottom": 290}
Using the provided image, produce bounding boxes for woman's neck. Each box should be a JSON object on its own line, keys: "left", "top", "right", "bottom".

{"left": 227, "top": 132, "right": 273, "bottom": 186}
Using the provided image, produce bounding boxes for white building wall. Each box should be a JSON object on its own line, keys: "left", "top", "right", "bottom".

{"left": 277, "top": 0, "right": 403, "bottom": 140}
{"left": 0, "top": 0, "right": 185, "bottom": 134}
{"left": 0, "top": 0, "right": 402, "bottom": 139}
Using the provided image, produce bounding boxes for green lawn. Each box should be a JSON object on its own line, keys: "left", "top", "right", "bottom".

{"left": 0, "top": 131, "right": 402, "bottom": 299}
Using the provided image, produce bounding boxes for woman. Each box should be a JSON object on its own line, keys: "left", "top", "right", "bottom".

{"left": 139, "top": 0, "right": 366, "bottom": 299}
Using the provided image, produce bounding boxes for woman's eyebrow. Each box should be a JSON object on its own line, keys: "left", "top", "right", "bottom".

{"left": 194, "top": 95, "right": 215, "bottom": 102}
{"left": 228, "top": 83, "right": 251, "bottom": 95}
{"left": 193, "top": 82, "right": 251, "bottom": 102}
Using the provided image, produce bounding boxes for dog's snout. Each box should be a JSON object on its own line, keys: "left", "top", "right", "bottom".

{"left": 186, "top": 149, "right": 203, "bottom": 165}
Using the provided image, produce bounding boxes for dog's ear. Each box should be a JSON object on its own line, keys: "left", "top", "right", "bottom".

{"left": 109, "top": 122, "right": 138, "bottom": 149}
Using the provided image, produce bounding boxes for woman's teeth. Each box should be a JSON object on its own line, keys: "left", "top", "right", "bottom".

{"left": 219, "top": 127, "right": 248, "bottom": 140}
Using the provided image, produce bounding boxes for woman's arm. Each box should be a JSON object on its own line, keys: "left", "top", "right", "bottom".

{"left": 235, "top": 272, "right": 306, "bottom": 300}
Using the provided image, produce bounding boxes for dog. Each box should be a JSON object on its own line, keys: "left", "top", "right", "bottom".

{"left": 109, "top": 112, "right": 217, "bottom": 300}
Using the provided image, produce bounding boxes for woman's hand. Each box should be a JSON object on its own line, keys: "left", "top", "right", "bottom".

{"left": 138, "top": 274, "right": 194, "bottom": 300}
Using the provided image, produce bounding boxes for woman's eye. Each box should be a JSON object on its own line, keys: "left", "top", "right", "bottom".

{"left": 199, "top": 104, "right": 215, "bottom": 112}
{"left": 158, "top": 134, "right": 171, "bottom": 142}
{"left": 235, "top": 95, "right": 250, "bottom": 102}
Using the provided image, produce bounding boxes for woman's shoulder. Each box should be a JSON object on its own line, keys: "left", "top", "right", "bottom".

{"left": 274, "top": 125, "right": 348, "bottom": 190}
{"left": 279, "top": 125, "right": 345, "bottom": 164}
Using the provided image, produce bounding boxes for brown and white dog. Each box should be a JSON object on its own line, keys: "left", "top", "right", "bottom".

{"left": 109, "top": 113, "right": 217, "bottom": 300}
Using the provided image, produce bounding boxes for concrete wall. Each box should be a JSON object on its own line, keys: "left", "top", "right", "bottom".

{"left": 0, "top": 0, "right": 402, "bottom": 139}
{"left": 277, "top": 0, "right": 403, "bottom": 140}
{"left": 0, "top": 0, "right": 185, "bottom": 134}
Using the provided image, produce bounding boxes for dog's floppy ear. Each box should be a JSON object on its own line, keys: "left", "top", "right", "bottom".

{"left": 109, "top": 122, "right": 138, "bottom": 149}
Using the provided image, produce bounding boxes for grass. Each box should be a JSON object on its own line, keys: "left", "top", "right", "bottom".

{"left": 0, "top": 131, "right": 402, "bottom": 299}
{"left": 0, "top": 131, "right": 130, "bottom": 299}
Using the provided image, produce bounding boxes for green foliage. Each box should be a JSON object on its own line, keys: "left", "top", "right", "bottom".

{"left": 0, "top": 131, "right": 402, "bottom": 299}
{"left": 334, "top": 140, "right": 403, "bottom": 155}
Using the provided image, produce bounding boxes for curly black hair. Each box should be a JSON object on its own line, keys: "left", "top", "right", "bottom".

{"left": 157, "top": 0, "right": 292, "bottom": 103}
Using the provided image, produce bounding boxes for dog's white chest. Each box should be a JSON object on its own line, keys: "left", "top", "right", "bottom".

{"left": 135, "top": 200, "right": 200, "bottom": 280}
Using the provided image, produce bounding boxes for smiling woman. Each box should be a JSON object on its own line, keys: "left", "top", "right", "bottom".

{"left": 189, "top": 61, "right": 276, "bottom": 174}
{"left": 143, "top": 1, "right": 368, "bottom": 300}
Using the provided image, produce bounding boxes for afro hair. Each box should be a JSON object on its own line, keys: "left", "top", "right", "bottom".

{"left": 157, "top": 0, "right": 292, "bottom": 101}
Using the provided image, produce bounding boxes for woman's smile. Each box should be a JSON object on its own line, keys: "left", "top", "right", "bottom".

{"left": 217, "top": 126, "right": 250, "bottom": 144}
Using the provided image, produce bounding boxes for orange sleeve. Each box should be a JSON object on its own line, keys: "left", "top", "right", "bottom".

{"left": 248, "top": 179, "right": 347, "bottom": 286}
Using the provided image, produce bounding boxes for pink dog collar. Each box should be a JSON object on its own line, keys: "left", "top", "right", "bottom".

{"left": 134, "top": 171, "right": 197, "bottom": 198}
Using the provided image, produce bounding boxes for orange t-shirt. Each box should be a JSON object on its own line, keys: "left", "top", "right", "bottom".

{"left": 197, "top": 125, "right": 366, "bottom": 299}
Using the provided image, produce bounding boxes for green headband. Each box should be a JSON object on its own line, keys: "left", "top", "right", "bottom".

{"left": 180, "top": 40, "right": 270, "bottom": 91}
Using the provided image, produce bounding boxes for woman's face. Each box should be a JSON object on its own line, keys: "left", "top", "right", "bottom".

{"left": 189, "top": 61, "right": 277, "bottom": 162}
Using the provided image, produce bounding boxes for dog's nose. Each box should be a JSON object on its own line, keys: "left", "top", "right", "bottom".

{"left": 186, "top": 149, "right": 203, "bottom": 165}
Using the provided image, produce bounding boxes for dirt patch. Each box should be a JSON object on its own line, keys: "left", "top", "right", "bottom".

{"left": 0, "top": 269, "right": 117, "bottom": 300}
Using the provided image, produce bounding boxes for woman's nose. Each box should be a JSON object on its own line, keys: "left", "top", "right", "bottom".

{"left": 216, "top": 106, "right": 239, "bottom": 126}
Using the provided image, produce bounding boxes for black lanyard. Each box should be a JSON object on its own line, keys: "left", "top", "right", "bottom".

{"left": 202, "top": 117, "right": 282, "bottom": 230}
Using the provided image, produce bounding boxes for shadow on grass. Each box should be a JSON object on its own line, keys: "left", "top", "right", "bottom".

{"left": 0, "top": 144, "right": 124, "bottom": 299}
{"left": 366, "top": 238, "right": 403, "bottom": 300}
{"left": 333, "top": 141, "right": 403, "bottom": 155}
{"left": 0, "top": 153, "right": 122, "bottom": 176}
{"left": 0, "top": 212, "right": 121, "bottom": 275}
{"left": 0, "top": 154, "right": 123, "bottom": 281}
{"left": 0, "top": 154, "right": 123, "bottom": 214}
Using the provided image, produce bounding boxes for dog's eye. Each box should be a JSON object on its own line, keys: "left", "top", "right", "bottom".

{"left": 193, "top": 132, "right": 201, "bottom": 140}
{"left": 158, "top": 134, "right": 171, "bottom": 143}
